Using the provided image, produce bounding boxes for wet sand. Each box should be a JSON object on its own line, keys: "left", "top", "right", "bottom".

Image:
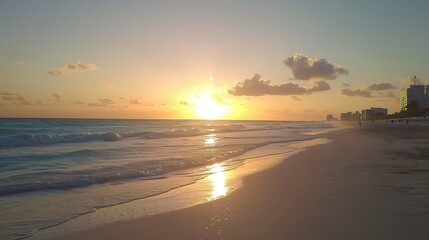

{"left": 54, "top": 122, "right": 429, "bottom": 240}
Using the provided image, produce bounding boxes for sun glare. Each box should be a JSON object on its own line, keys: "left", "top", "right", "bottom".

{"left": 194, "top": 92, "right": 227, "bottom": 119}
{"left": 207, "top": 163, "right": 228, "bottom": 200}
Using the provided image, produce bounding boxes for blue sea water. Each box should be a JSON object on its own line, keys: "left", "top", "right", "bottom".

{"left": 0, "top": 119, "right": 337, "bottom": 240}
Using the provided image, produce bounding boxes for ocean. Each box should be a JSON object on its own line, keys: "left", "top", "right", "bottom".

{"left": 0, "top": 119, "right": 338, "bottom": 240}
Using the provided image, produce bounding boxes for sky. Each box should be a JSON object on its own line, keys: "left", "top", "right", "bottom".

{"left": 1, "top": 0, "right": 428, "bottom": 120}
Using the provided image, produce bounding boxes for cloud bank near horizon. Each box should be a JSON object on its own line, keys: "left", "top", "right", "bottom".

{"left": 0, "top": 87, "right": 33, "bottom": 106}
{"left": 340, "top": 81, "right": 399, "bottom": 98}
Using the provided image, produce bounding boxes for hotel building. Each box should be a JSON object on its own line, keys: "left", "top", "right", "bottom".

{"left": 400, "top": 85, "right": 426, "bottom": 111}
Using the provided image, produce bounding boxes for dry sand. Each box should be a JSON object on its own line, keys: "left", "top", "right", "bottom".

{"left": 54, "top": 122, "right": 429, "bottom": 240}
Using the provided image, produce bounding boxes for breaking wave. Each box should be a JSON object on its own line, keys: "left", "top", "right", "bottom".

{"left": 0, "top": 123, "right": 287, "bottom": 148}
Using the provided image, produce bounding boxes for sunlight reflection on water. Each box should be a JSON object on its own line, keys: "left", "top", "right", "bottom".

{"left": 207, "top": 163, "right": 228, "bottom": 200}
{"left": 204, "top": 134, "right": 217, "bottom": 146}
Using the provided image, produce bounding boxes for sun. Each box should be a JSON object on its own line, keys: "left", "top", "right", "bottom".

{"left": 194, "top": 92, "right": 228, "bottom": 119}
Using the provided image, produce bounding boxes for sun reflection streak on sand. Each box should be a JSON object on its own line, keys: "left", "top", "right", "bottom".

{"left": 207, "top": 163, "right": 229, "bottom": 200}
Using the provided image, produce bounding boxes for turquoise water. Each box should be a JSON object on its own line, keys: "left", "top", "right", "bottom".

{"left": 0, "top": 119, "right": 334, "bottom": 239}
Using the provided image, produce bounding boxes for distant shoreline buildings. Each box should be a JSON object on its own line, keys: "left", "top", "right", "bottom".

{"left": 327, "top": 78, "right": 429, "bottom": 122}
{"left": 334, "top": 107, "right": 388, "bottom": 121}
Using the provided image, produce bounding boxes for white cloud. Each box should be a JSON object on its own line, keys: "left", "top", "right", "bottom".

{"left": 284, "top": 53, "right": 348, "bottom": 80}
{"left": 340, "top": 88, "right": 372, "bottom": 98}
{"left": 98, "top": 98, "right": 114, "bottom": 105}
{"left": 378, "top": 91, "right": 399, "bottom": 100}
{"left": 65, "top": 62, "right": 98, "bottom": 71}
{"left": 0, "top": 90, "right": 32, "bottom": 105}
{"left": 366, "top": 83, "right": 397, "bottom": 91}
{"left": 129, "top": 99, "right": 142, "bottom": 104}
{"left": 48, "top": 69, "right": 65, "bottom": 76}
{"left": 71, "top": 101, "right": 85, "bottom": 105}
{"left": 15, "top": 60, "right": 25, "bottom": 67}
{"left": 88, "top": 98, "right": 115, "bottom": 107}
{"left": 341, "top": 83, "right": 400, "bottom": 100}
{"left": 228, "top": 74, "right": 331, "bottom": 96}
{"left": 307, "top": 81, "right": 331, "bottom": 92}
{"left": 48, "top": 61, "right": 99, "bottom": 76}
{"left": 52, "top": 93, "right": 61, "bottom": 101}
{"left": 339, "top": 83, "right": 397, "bottom": 103}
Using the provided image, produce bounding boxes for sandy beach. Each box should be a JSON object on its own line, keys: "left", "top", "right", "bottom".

{"left": 3, "top": 2, "right": 429, "bottom": 240}
{"left": 53, "top": 122, "right": 429, "bottom": 240}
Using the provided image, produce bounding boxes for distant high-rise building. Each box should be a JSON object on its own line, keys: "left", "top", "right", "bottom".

{"left": 340, "top": 112, "right": 353, "bottom": 121}
{"left": 326, "top": 114, "right": 333, "bottom": 121}
{"left": 425, "top": 85, "right": 429, "bottom": 108}
{"left": 371, "top": 107, "right": 388, "bottom": 116}
{"left": 361, "top": 107, "right": 388, "bottom": 120}
{"left": 361, "top": 109, "right": 374, "bottom": 120}
{"left": 400, "top": 85, "right": 425, "bottom": 111}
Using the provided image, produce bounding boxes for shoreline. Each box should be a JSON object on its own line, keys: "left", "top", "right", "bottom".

{"left": 29, "top": 136, "right": 332, "bottom": 240}
{"left": 52, "top": 124, "right": 428, "bottom": 239}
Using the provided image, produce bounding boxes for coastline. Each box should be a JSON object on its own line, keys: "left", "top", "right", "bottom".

{"left": 52, "top": 123, "right": 429, "bottom": 239}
